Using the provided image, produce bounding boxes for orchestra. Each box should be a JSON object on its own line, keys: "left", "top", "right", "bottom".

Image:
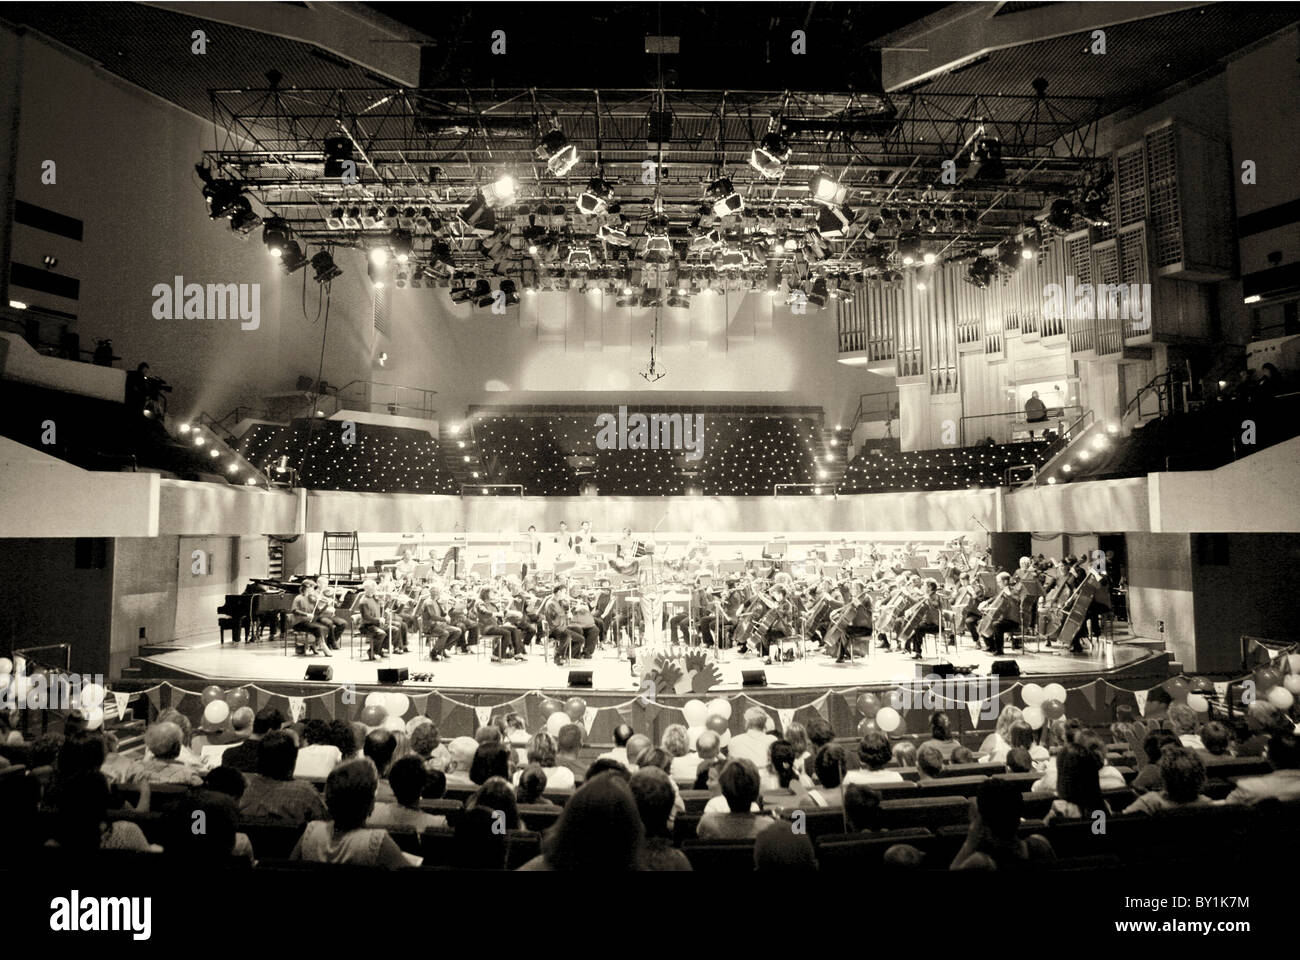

{"left": 232, "top": 526, "right": 1120, "bottom": 670}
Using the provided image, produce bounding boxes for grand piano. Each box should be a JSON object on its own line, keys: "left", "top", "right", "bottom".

{"left": 218, "top": 578, "right": 362, "bottom": 644}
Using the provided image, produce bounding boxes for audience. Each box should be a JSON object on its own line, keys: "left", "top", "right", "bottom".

{"left": 363, "top": 729, "right": 399, "bottom": 801}
{"left": 597, "top": 724, "right": 635, "bottom": 768}
{"left": 515, "top": 764, "right": 552, "bottom": 806}
{"left": 891, "top": 741, "right": 917, "bottom": 769}
{"left": 916, "top": 743, "right": 946, "bottom": 780}
{"left": 368, "top": 755, "right": 446, "bottom": 830}
{"left": 761, "top": 739, "right": 809, "bottom": 798}
{"left": 951, "top": 778, "right": 1055, "bottom": 870}
{"left": 1043, "top": 742, "right": 1109, "bottom": 824}
{"left": 727, "top": 707, "right": 776, "bottom": 768}
{"left": 291, "top": 759, "right": 410, "bottom": 868}
{"left": 134, "top": 723, "right": 203, "bottom": 786}
{"left": 294, "top": 719, "right": 343, "bottom": 779}
{"left": 799, "top": 744, "right": 847, "bottom": 808}
{"left": 843, "top": 784, "right": 883, "bottom": 832}
{"left": 698, "top": 759, "right": 772, "bottom": 838}
{"left": 444, "top": 737, "right": 479, "bottom": 788}
{"left": 512, "top": 732, "right": 575, "bottom": 790}
{"left": 1005, "top": 747, "right": 1035, "bottom": 773}
{"left": 921, "top": 711, "right": 960, "bottom": 759}
{"left": 1198, "top": 721, "right": 1234, "bottom": 758}
{"left": 220, "top": 707, "right": 284, "bottom": 773}
{"left": 1123, "top": 745, "right": 1216, "bottom": 814}
{"left": 1226, "top": 733, "right": 1300, "bottom": 804}
{"left": 48, "top": 771, "right": 156, "bottom": 854}
{"left": 623, "top": 733, "right": 652, "bottom": 772}
{"left": 518, "top": 773, "right": 644, "bottom": 871}
{"left": 754, "top": 826, "right": 818, "bottom": 872}
{"left": 555, "top": 723, "right": 587, "bottom": 783}
{"left": 629, "top": 767, "right": 692, "bottom": 871}
{"left": 662, "top": 724, "right": 698, "bottom": 782}
{"left": 691, "top": 730, "right": 724, "bottom": 790}
{"left": 469, "top": 743, "right": 512, "bottom": 786}
{"left": 238, "top": 730, "right": 328, "bottom": 825}
{"left": 1132, "top": 730, "right": 1180, "bottom": 794}
{"left": 844, "top": 732, "right": 903, "bottom": 785}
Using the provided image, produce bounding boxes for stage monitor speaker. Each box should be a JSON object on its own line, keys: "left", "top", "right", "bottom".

{"left": 377, "top": 667, "right": 409, "bottom": 684}
{"left": 567, "top": 670, "right": 593, "bottom": 688}
{"left": 990, "top": 659, "right": 1020, "bottom": 677}
{"left": 304, "top": 664, "right": 333, "bottom": 681}
{"left": 742, "top": 670, "right": 767, "bottom": 687}
{"left": 922, "top": 662, "right": 956, "bottom": 678}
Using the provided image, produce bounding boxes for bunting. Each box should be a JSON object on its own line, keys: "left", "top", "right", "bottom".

{"left": 288, "top": 697, "right": 305, "bottom": 723}
{"left": 966, "top": 698, "right": 984, "bottom": 727}
{"left": 1134, "top": 689, "right": 1149, "bottom": 716}
{"left": 776, "top": 707, "right": 795, "bottom": 732}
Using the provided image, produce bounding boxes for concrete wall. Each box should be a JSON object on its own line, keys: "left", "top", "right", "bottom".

{"left": 1126, "top": 532, "right": 1195, "bottom": 666}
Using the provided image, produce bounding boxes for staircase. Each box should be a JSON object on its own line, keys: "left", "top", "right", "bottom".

{"left": 816, "top": 425, "right": 852, "bottom": 488}
{"left": 438, "top": 425, "right": 486, "bottom": 490}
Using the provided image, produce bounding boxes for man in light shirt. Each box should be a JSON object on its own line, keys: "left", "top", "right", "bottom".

{"left": 597, "top": 724, "right": 635, "bottom": 768}
{"left": 444, "top": 736, "right": 480, "bottom": 790}
{"left": 622, "top": 733, "right": 652, "bottom": 772}
{"left": 843, "top": 731, "right": 904, "bottom": 785}
{"left": 725, "top": 707, "right": 777, "bottom": 768}
{"left": 294, "top": 719, "right": 343, "bottom": 779}
{"left": 1226, "top": 733, "right": 1300, "bottom": 804}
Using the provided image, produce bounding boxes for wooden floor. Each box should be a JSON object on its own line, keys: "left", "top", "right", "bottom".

{"left": 137, "top": 625, "right": 1163, "bottom": 695}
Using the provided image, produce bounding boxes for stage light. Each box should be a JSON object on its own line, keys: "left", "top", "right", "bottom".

{"left": 577, "top": 177, "right": 615, "bottom": 215}
{"left": 998, "top": 240, "right": 1023, "bottom": 268}
{"left": 322, "top": 134, "right": 353, "bottom": 178}
{"left": 598, "top": 222, "right": 632, "bottom": 246}
{"left": 1106, "top": 422, "right": 1119, "bottom": 434}
{"left": 499, "top": 278, "right": 520, "bottom": 306}
{"left": 1020, "top": 223, "right": 1041, "bottom": 259}
{"left": 705, "top": 177, "right": 744, "bottom": 218}
{"left": 966, "top": 256, "right": 996, "bottom": 288}
{"left": 279, "top": 240, "right": 308, "bottom": 274}
{"left": 342, "top": 207, "right": 362, "bottom": 229}
{"left": 808, "top": 170, "right": 848, "bottom": 206}
{"left": 9, "top": 300, "right": 26, "bottom": 309}
{"left": 261, "top": 216, "right": 291, "bottom": 257}
{"left": 1079, "top": 168, "right": 1114, "bottom": 226}
{"left": 367, "top": 260, "right": 388, "bottom": 289}
{"left": 969, "top": 137, "right": 1005, "bottom": 181}
{"left": 390, "top": 229, "right": 413, "bottom": 262}
{"left": 808, "top": 278, "right": 829, "bottom": 309}
{"left": 815, "top": 204, "right": 853, "bottom": 239}
{"left": 326, "top": 207, "right": 344, "bottom": 230}
{"left": 198, "top": 166, "right": 246, "bottom": 220}
{"left": 275, "top": 455, "right": 289, "bottom": 474}
{"left": 1046, "top": 476, "right": 1057, "bottom": 485}
{"left": 209, "top": 448, "right": 220, "bottom": 458}
{"left": 227, "top": 463, "right": 238, "bottom": 474}
{"left": 482, "top": 174, "right": 518, "bottom": 207}
{"left": 749, "top": 132, "right": 792, "bottom": 179}
{"left": 897, "top": 234, "right": 922, "bottom": 266}
{"left": 369, "top": 246, "right": 390, "bottom": 266}
{"left": 178, "top": 423, "right": 191, "bottom": 434}
{"left": 922, "top": 251, "right": 937, "bottom": 266}
{"left": 916, "top": 281, "right": 927, "bottom": 291}
{"left": 310, "top": 251, "right": 342, "bottom": 283}
{"left": 1062, "top": 463, "right": 1072, "bottom": 473}
{"left": 537, "top": 129, "right": 580, "bottom": 176}
{"left": 226, "top": 197, "right": 262, "bottom": 235}
{"left": 361, "top": 206, "right": 381, "bottom": 230}
{"left": 1046, "top": 197, "right": 1075, "bottom": 230}
{"left": 194, "top": 435, "right": 206, "bottom": 446}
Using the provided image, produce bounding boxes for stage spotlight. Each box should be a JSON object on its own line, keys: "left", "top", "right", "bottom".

{"left": 361, "top": 206, "right": 381, "bottom": 229}
{"left": 390, "top": 229, "right": 413, "bottom": 262}
{"left": 469, "top": 278, "right": 492, "bottom": 307}
{"left": 997, "top": 240, "right": 1024, "bottom": 268}
{"left": 749, "top": 132, "right": 792, "bottom": 179}
{"left": 863, "top": 217, "right": 882, "bottom": 238}
{"left": 1020, "top": 223, "right": 1041, "bottom": 259}
{"left": 322, "top": 134, "right": 353, "bottom": 178}
{"left": 815, "top": 204, "right": 853, "bottom": 239}
{"left": 326, "top": 207, "right": 345, "bottom": 230}
{"left": 705, "top": 177, "right": 744, "bottom": 217}
{"left": 968, "top": 136, "right": 1005, "bottom": 181}
{"left": 227, "top": 197, "right": 262, "bottom": 235}
{"left": 965, "top": 256, "right": 996, "bottom": 289}
{"left": 537, "top": 129, "right": 580, "bottom": 176}
{"left": 922, "top": 251, "right": 937, "bottom": 266}
{"left": 896, "top": 234, "right": 922, "bottom": 266}
{"left": 367, "top": 260, "right": 389, "bottom": 289}
{"left": 458, "top": 194, "right": 497, "bottom": 233}
{"left": 499, "top": 278, "right": 520, "bottom": 306}
{"left": 1080, "top": 178, "right": 1113, "bottom": 226}
{"left": 808, "top": 277, "right": 829, "bottom": 309}
{"left": 1046, "top": 196, "right": 1076, "bottom": 230}
{"left": 261, "top": 216, "right": 291, "bottom": 257}
{"left": 342, "top": 206, "right": 362, "bottom": 229}
{"left": 369, "top": 246, "right": 390, "bottom": 266}
{"left": 577, "top": 177, "right": 615, "bottom": 215}
{"left": 808, "top": 170, "right": 848, "bottom": 206}
{"left": 279, "top": 240, "right": 308, "bottom": 274}
{"left": 482, "top": 174, "right": 518, "bottom": 207}
{"left": 310, "top": 250, "right": 342, "bottom": 283}
{"left": 598, "top": 221, "right": 632, "bottom": 247}
{"left": 197, "top": 165, "right": 246, "bottom": 220}
{"left": 178, "top": 423, "right": 191, "bottom": 434}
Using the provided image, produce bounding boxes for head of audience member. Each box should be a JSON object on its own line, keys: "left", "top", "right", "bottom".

{"left": 994, "top": 706, "right": 1024, "bottom": 744}
{"left": 1056, "top": 742, "right": 1104, "bottom": 814}
{"left": 805, "top": 716, "right": 835, "bottom": 752}
{"left": 144, "top": 722, "right": 184, "bottom": 763}
{"left": 1142, "top": 729, "right": 1180, "bottom": 764}
{"left": 468, "top": 776, "right": 521, "bottom": 830}
{"left": 255, "top": 730, "right": 299, "bottom": 781}
{"left": 301, "top": 719, "right": 331, "bottom": 749}
{"left": 951, "top": 745, "right": 974, "bottom": 765}
{"left": 585, "top": 758, "right": 632, "bottom": 783}
{"left": 883, "top": 844, "right": 926, "bottom": 869}
{"left": 157, "top": 709, "right": 192, "bottom": 747}
{"left": 327, "top": 719, "right": 358, "bottom": 759}
{"left": 857, "top": 731, "right": 892, "bottom": 772}
{"left": 612, "top": 724, "right": 634, "bottom": 750}
{"left": 930, "top": 711, "right": 953, "bottom": 743}
{"left": 784, "top": 721, "right": 809, "bottom": 758}
{"left": 1245, "top": 701, "right": 1290, "bottom": 737}
{"left": 409, "top": 723, "right": 439, "bottom": 762}
{"left": 540, "top": 773, "right": 643, "bottom": 871}
{"left": 204, "top": 765, "right": 247, "bottom": 802}
{"left": 1008, "top": 720, "right": 1035, "bottom": 751}
{"left": 891, "top": 741, "right": 917, "bottom": 769}
{"left": 556, "top": 723, "right": 583, "bottom": 757}
{"left": 470, "top": 743, "right": 511, "bottom": 785}
{"left": 423, "top": 769, "right": 447, "bottom": 800}
{"left": 325, "top": 759, "right": 379, "bottom": 831}
{"left": 1158, "top": 745, "right": 1207, "bottom": 803}
{"left": 917, "top": 744, "right": 946, "bottom": 779}
{"left": 717, "top": 758, "right": 761, "bottom": 814}
{"left": 844, "top": 784, "right": 883, "bottom": 832}
{"left": 475, "top": 725, "right": 502, "bottom": 747}
{"left": 635, "top": 747, "right": 672, "bottom": 775}
{"left": 516, "top": 764, "right": 549, "bottom": 804}
{"left": 695, "top": 730, "right": 722, "bottom": 761}
{"left": 625, "top": 733, "right": 652, "bottom": 768}
{"left": 363, "top": 729, "right": 398, "bottom": 778}
{"left": 230, "top": 707, "right": 255, "bottom": 740}
{"left": 52, "top": 771, "right": 118, "bottom": 852}
{"left": 814, "top": 743, "right": 847, "bottom": 789}
{"left": 661, "top": 724, "right": 690, "bottom": 759}
{"left": 387, "top": 755, "right": 429, "bottom": 810}
{"left": 1199, "top": 721, "right": 1232, "bottom": 757}
{"left": 743, "top": 706, "right": 770, "bottom": 733}
{"left": 525, "top": 732, "right": 559, "bottom": 768}
{"left": 629, "top": 766, "right": 677, "bottom": 840}
{"left": 448, "top": 736, "right": 478, "bottom": 774}
{"left": 56, "top": 732, "right": 106, "bottom": 781}
{"left": 1268, "top": 733, "right": 1300, "bottom": 771}
{"left": 1004, "top": 747, "right": 1034, "bottom": 774}
{"left": 1166, "top": 702, "right": 1198, "bottom": 737}
{"left": 754, "top": 827, "right": 818, "bottom": 872}
{"left": 769, "top": 739, "right": 798, "bottom": 789}
{"left": 1110, "top": 721, "right": 1134, "bottom": 744}
{"left": 975, "top": 777, "right": 1024, "bottom": 841}
{"left": 252, "top": 707, "right": 285, "bottom": 739}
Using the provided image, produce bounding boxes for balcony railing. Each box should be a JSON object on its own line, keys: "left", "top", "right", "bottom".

{"left": 959, "top": 405, "right": 1082, "bottom": 447}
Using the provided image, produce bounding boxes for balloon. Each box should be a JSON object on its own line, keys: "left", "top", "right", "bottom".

{"left": 1021, "top": 683, "right": 1045, "bottom": 707}
{"left": 0, "top": 674, "right": 9, "bottom": 694}
{"left": 1023, "top": 705, "right": 1045, "bottom": 730}
{"left": 564, "top": 697, "right": 587, "bottom": 721}
{"left": 875, "top": 707, "right": 901, "bottom": 733}
{"left": 686, "top": 725, "right": 705, "bottom": 749}
{"left": 225, "top": 688, "right": 250, "bottom": 711}
{"left": 705, "top": 714, "right": 729, "bottom": 734}
{"left": 385, "top": 693, "right": 410, "bottom": 717}
{"left": 855, "top": 692, "right": 881, "bottom": 718}
{"left": 1041, "top": 699, "right": 1065, "bottom": 721}
{"left": 1189, "top": 677, "right": 1214, "bottom": 694}
{"left": 203, "top": 700, "right": 230, "bottom": 726}
{"left": 539, "top": 698, "right": 563, "bottom": 717}
{"left": 382, "top": 716, "right": 405, "bottom": 733}
{"left": 359, "top": 704, "right": 387, "bottom": 727}
{"left": 1186, "top": 694, "right": 1209, "bottom": 714}
{"left": 1042, "top": 683, "right": 1067, "bottom": 704}
{"left": 546, "top": 711, "right": 569, "bottom": 737}
{"left": 1284, "top": 675, "right": 1300, "bottom": 696}
{"left": 365, "top": 692, "right": 388, "bottom": 708}
{"left": 683, "top": 699, "right": 709, "bottom": 726}
{"left": 1164, "top": 677, "right": 1189, "bottom": 701}
{"left": 856, "top": 718, "right": 879, "bottom": 737}
{"left": 0, "top": 657, "right": 12, "bottom": 675}
{"left": 1256, "top": 668, "right": 1281, "bottom": 693}
{"left": 1267, "top": 686, "right": 1295, "bottom": 711}
{"left": 201, "top": 685, "right": 224, "bottom": 704}
{"left": 79, "top": 683, "right": 105, "bottom": 709}
{"left": 706, "top": 698, "right": 732, "bottom": 721}
{"left": 85, "top": 707, "right": 104, "bottom": 731}
{"left": 1287, "top": 654, "right": 1300, "bottom": 675}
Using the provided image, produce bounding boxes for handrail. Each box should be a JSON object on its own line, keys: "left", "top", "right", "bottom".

{"left": 460, "top": 483, "right": 523, "bottom": 497}
{"left": 332, "top": 379, "right": 438, "bottom": 420}
{"left": 1033, "top": 408, "right": 1097, "bottom": 482}
{"left": 959, "top": 405, "right": 1082, "bottom": 447}
{"left": 1122, "top": 370, "right": 1176, "bottom": 424}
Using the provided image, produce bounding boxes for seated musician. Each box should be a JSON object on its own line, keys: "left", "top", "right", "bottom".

{"left": 958, "top": 573, "right": 988, "bottom": 648}
{"left": 443, "top": 583, "right": 476, "bottom": 651}
{"left": 591, "top": 578, "right": 615, "bottom": 645}
{"left": 542, "top": 584, "right": 585, "bottom": 666}
{"left": 289, "top": 582, "right": 331, "bottom": 657}
{"left": 314, "top": 585, "right": 349, "bottom": 650}
{"left": 903, "top": 579, "right": 945, "bottom": 660}
{"left": 977, "top": 572, "right": 1019, "bottom": 656}
{"left": 760, "top": 585, "right": 794, "bottom": 664}
{"left": 669, "top": 575, "right": 716, "bottom": 647}
{"left": 476, "top": 587, "right": 523, "bottom": 663}
{"left": 395, "top": 549, "right": 417, "bottom": 580}
{"left": 417, "top": 583, "right": 462, "bottom": 661}
{"left": 356, "top": 580, "right": 394, "bottom": 661}
{"left": 1013, "top": 556, "right": 1042, "bottom": 638}
{"left": 568, "top": 588, "right": 600, "bottom": 659}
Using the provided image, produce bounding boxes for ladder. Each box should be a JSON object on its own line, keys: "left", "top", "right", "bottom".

{"left": 319, "top": 531, "right": 361, "bottom": 579}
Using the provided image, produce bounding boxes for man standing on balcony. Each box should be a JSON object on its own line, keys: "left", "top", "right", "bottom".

{"left": 1024, "top": 391, "right": 1047, "bottom": 438}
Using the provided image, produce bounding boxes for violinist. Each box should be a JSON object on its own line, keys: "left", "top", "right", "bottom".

{"left": 289, "top": 581, "right": 331, "bottom": 657}
{"left": 357, "top": 580, "right": 395, "bottom": 661}
{"left": 542, "top": 584, "right": 585, "bottom": 666}
{"left": 757, "top": 584, "right": 795, "bottom": 663}
{"left": 417, "top": 582, "right": 462, "bottom": 661}
{"left": 591, "top": 577, "right": 616, "bottom": 646}
{"left": 956, "top": 572, "right": 987, "bottom": 648}
{"left": 476, "top": 586, "right": 523, "bottom": 663}
{"left": 314, "top": 584, "right": 349, "bottom": 651}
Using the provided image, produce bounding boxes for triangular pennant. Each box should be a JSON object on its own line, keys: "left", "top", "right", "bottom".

{"left": 1080, "top": 680, "right": 1098, "bottom": 710}
{"left": 288, "top": 696, "right": 306, "bottom": 723}
{"left": 1134, "top": 689, "right": 1149, "bottom": 717}
{"left": 582, "top": 706, "right": 598, "bottom": 734}
{"left": 474, "top": 705, "right": 492, "bottom": 729}
{"left": 967, "top": 698, "right": 984, "bottom": 727}
{"left": 812, "top": 693, "right": 830, "bottom": 719}
{"left": 776, "top": 708, "right": 795, "bottom": 732}
{"left": 1213, "top": 681, "right": 1229, "bottom": 698}
{"left": 144, "top": 685, "right": 163, "bottom": 715}
{"left": 111, "top": 691, "right": 132, "bottom": 722}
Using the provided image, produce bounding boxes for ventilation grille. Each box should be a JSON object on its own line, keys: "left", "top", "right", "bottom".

{"left": 1145, "top": 125, "right": 1182, "bottom": 267}
{"left": 373, "top": 286, "right": 390, "bottom": 338}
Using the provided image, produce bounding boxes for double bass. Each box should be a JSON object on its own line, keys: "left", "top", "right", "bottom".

{"left": 977, "top": 586, "right": 1020, "bottom": 639}
{"left": 823, "top": 589, "right": 872, "bottom": 660}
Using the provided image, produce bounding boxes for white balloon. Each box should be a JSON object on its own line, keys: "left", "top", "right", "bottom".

{"left": 1021, "top": 683, "right": 1045, "bottom": 707}
{"left": 1284, "top": 675, "right": 1300, "bottom": 696}
{"left": 365, "top": 692, "right": 388, "bottom": 708}
{"left": 683, "top": 700, "right": 709, "bottom": 726}
{"left": 1042, "top": 683, "right": 1067, "bottom": 704}
{"left": 0, "top": 674, "right": 9, "bottom": 694}
{"left": 80, "top": 683, "right": 105, "bottom": 709}
{"left": 382, "top": 715, "right": 405, "bottom": 733}
{"left": 1023, "top": 705, "right": 1045, "bottom": 730}
{"left": 707, "top": 697, "right": 732, "bottom": 721}
{"left": 686, "top": 725, "right": 705, "bottom": 750}
{"left": 875, "top": 707, "right": 901, "bottom": 732}
{"left": 1185, "top": 694, "right": 1209, "bottom": 714}
{"left": 0, "top": 657, "right": 12, "bottom": 675}
{"left": 85, "top": 707, "right": 104, "bottom": 731}
{"left": 385, "top": 692, "right": 411, "bottom": 717}
{"left": 203, "top": 700, "right": 231, "bottom": 725}
{"left": 1267, "top": 686, "right": 1295, "bottom": 711}
{"left": 546, "top": 711, "right": 569, "bottom": 737}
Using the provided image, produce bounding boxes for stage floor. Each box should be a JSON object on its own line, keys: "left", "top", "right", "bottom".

{"left": 136, "top": 627, "right": 1164, "bottom": 695}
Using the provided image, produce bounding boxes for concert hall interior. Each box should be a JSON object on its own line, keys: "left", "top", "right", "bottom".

{"left": 1, "top": 1, "right": 1299, "bottom": 890}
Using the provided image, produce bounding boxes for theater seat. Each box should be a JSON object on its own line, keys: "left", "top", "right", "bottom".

{"left": 517, "top": 803, "right": 561, "bottom": 833}
{"left": 814, "top": 828, "right": 936, "bottom": 869}
{"left": 912, "top": 775, "right": 989, "bottom": 799}
{"left": 879, "top": 796, "right": 970, "bottom": 830}
{"left": 682, "top": 838, "right": 757, "bottom": 872}
{"left": 239, "top": 819, "right": 306, "bottom": 860}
